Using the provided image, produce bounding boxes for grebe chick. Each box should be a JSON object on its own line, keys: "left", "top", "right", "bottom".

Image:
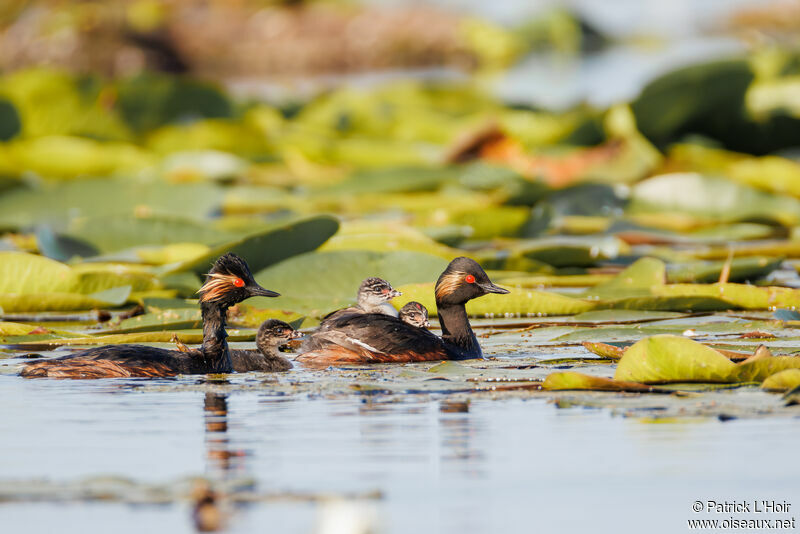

{"left": 19, "top": 253, "right": 279, "bottom": 379}
{"left": 398, "top": 301, "right": 430, "bottom": 328}
{"left": 322, "top": 277, "right": 401, "bottom": 324}
{"left": 296, "top": 257, "right": 508, "bottom": 365}
{"left": 303, "top": 277, "right": 401, "bottom": 352}
{"left": 229, "top": 319, "right": 300, "bottom": 372}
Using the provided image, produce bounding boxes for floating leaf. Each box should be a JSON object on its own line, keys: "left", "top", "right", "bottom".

{"left": 631, "top": 59, "right": 753, "bottom": 148}
{"left": 667, "top": 257, "right": 781, "bottom": 283}
{"left": 762, "top": 369, "right": 800, "bottom": 392}
{"left": 630, "top": 173, "right": 800, "bottom": 225}
{"left": 94, "top": 308, "right": 202, "bottom": 335}
{"left": 542, "top": 371, "right": 663, "bottom": 392}
{"left": 615, "top": 335, "right": 737, "bottom": 384}
{"left": 319, "top": 221, "right": 459, "bottom": 260}
{"left": 0, "top": 321, "right": 83, "bottom": 339}
{"left": 65, "top": 214, "right": 233, "bottom": 253}
{"left": 509, "top": 235, "right": 629, "bottom": 268}
{"left": 0, "top": 97, "right": 21, "bottom": 141}
{"left": 0, "top": 252, "right": 147, "bottom": 311}
{"left": 0, "top": 288, "right": 131, "bottom": 313}
{"left": 7, "top": 136, "right": 153, "bottom": 179}
{"left": 581, "top": 341, "right": 626, "bottom": 359}
{"left": 116, "top": 73, "right": 233, "bottom": 134}
{"left": 615, "top": 335, "right": 800, "bottom": 385}
{"left": 165, "top": 215, "right": 340, "bottom": 275}
{"left": 582, "top": 257, "right": 665, "bottom": 299}
{"left": 20, "top": 328, "right": 256, "bottom": 347}
{"left": 321, "top": 166, "right": 457, "bottom": 195}
{"left": 35, "top": 226, "right": 98, "bottom": 261}
{"left": 0, "top": 179, "right": 224, "bottom": 230}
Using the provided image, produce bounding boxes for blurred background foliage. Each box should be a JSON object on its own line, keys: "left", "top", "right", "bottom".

{"left": 2, "top": 0, "right": 800, "bottom": 332}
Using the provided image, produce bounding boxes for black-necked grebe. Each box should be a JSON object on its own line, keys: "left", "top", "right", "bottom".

{"left": 20, "top": 253, "right": 279, "bottom": 379}
{"left": 296, "top": 257, "right": 508, "bottom": 365}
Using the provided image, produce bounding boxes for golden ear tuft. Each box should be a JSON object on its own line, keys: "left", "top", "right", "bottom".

{"left": 198, "top": 273, "right": 241, "bottom": 303}
{"left": 435, "top": 271, "right": 467, "bottom": 300}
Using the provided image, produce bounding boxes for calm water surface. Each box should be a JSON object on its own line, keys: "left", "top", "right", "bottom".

{"left": 2, "top": 371, "right": 799, "bottom": 534}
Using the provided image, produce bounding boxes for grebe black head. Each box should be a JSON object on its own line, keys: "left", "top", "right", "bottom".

{"left": 435, "top": 256, "right": 508, "bottom": 306}
{"left": 357, "top": 277, "right": 401, "bottom": 312}
{"left": 256, "top": 319, "right": 303, "bottom": 353}
{"left": 399, "top": 301, "right": 430, "bottom": 328}
{"left": 198, "top": 253, "right": 279, "bottom": 307}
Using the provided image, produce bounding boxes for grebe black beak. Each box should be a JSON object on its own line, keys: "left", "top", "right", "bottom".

{"left": 480, "top": 282, "right": 509, "bottom": 295}
{"left": 249, "top": 285, "right": 281, "bottom": 298}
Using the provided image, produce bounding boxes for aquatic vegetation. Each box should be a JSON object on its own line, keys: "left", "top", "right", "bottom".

{"left": 2, "top": 52, "right": 800, "bottom": 410}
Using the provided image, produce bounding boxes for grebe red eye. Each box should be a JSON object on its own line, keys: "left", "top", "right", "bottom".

{"left": 465, "top": 274, "right": 476, "bottom": 284}
{"left": 233, "top": 278, "right": 245, "bottom": 288}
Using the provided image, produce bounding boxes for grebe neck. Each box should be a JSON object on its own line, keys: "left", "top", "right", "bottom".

{"left": 436, "top": 301, "right": 481, "bottom": 358}
{"left": 257, "top": 342, "right": 280, "bottom": 359}
{"left": 200, "top": 302, "right": 233, "bottom": 373}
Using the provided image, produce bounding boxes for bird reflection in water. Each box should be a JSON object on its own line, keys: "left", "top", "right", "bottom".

{"left": 192, "top": 391, "right": 250, "bottom": 532}
{"left": 204, "top": 392, "right": 248, "bottom": 476}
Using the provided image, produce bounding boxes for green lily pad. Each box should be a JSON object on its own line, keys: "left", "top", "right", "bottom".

{"left": 615, "top": 335, "right": 737, "bottom": 384}
{"left": 0, "top": 321, "right": 84, "bottom": 339}
{"left": 19, "top": 328, "right": 257, "bottom": 347}
{"left": 0, "top": 179, "right": 225, "bottom": 230}
{"left": 542, "top": 371, "right": 664, "bottom": 392}
{"left": 630, "top": 173, "right": 800, "bottom": 225}
{"left": 582, "top": 257, "right": 665, "bottom": 299}
{"left": 319, "top": 221, "right": 459, "bottom": 260}
{"left": 631, "top": 58, "right": 753, "bottom": 148}
{"left": 65, "top": 214, "right": 234, "bottom": 253}
{"left": 164, "top": 215, "right": 339, "bottom": 276}
{"left": 0, "top": 252, "right": 151, "bottom": 311}
{"left": 762, "top": 369, "right": 800, "bottom": 392}
{"left": 0, "top": 97, "right": 21, "bottom": 141}
{"left": 667, "top": 257, "right": 782, "bottom": 283}
{"left": 94, "top": 308, "right": 202, "bottom": 335}
{"left": 581, "top": 341, "right": 626, "bottom": 359}
{"left": 0, "top": 288, "right": 131, "bottom": 313}
{"left": 615, "top": 335, "right": 800, "bottom": 385}
{"left": 7, "top": 136, "right": 153, "bottom": 179}
{"left": 509, "top": 235, "right": 629, "bottom": 268}
{"left": 116, "top": 73, "right": 233, "bottom": 135}
{"left": 321, "top": 166, "right": 457, "bottom": 195}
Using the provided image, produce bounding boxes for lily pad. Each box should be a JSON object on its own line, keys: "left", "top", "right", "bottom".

{"left": 164, "top": 215, "right": 339, "bottom": 276}
{"left": 630, "top": 173, "right": 800, "bottom": 225}
{"left": 65, "top": 214, "right": 234, "bottom": 254}
{"left": 0, "top": 179, "right": 225, "bottom": 230}
{"left": 542, "top": 371, "right": 664, "bottom": 392}
{"left": 615, "top": 335, "right": 738, "bottom": 384}
{"left": 581, "top": 341, "right": 626, "bottom": 359}
{"left": 582, "top": 257, "right": 665, "bottom": 299}
{"left": 762, "top": 369, "right": 800, "bottom": 392}
{"left": 615, "top": 334, "right": 800, "bottom": 385}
